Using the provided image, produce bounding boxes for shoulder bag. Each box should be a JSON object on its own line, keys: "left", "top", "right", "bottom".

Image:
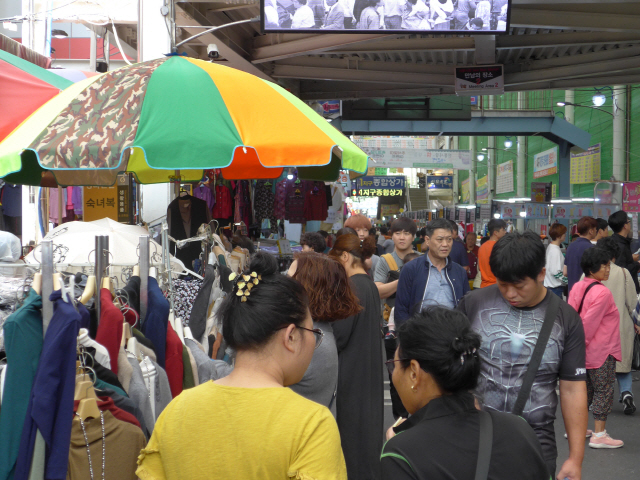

{"left": 512, "top": 292, "right": 561, "bottom": 417}
{"left": 474, "top": 411, "right": 493, "bottom": 480}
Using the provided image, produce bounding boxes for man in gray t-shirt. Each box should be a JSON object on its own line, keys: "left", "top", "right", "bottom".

{"left": 374, "top": 217, "right": 417, "bottom": 307}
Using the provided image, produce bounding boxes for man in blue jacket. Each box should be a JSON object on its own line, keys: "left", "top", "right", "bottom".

{"left": 395, "top": 218, "right": 470, "bottom": 327}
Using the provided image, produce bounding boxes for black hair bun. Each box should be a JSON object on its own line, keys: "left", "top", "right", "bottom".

{"left": 249, "top": 251, "right": 279, "bottom": 277}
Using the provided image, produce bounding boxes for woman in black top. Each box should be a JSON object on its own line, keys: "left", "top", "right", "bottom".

{"left": 330, "top": 234, "right": 384, "bottom": 480}
{"left": 382, "top": 307, "right": 550, "bottom": 480}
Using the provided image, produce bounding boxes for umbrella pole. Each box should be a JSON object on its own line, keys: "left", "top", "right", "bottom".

{"left": 94, "top": 235, "right": 108, "bottom": 321}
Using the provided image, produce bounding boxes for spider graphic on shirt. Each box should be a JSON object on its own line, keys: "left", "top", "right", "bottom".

{"left": 474, "top": 306, "right": 564, "bottom": 425}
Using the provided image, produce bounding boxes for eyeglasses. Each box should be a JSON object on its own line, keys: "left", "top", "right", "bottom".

{"left": 277, "top": 325, "right": 324, "bottom": 349}
{"left": 385, "top": 358, "right": 408, "bottom": 374}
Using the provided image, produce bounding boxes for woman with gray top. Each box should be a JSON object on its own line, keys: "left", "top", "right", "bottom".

{"left": 289, "top": 251, "right": 363, "bottom": 416}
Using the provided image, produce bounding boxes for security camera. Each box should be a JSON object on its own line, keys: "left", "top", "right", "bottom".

{"left": 208, "top": 44, "right": 220, "bottom": 60}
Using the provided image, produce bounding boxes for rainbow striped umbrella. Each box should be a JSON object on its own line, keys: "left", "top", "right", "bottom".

{"left": 0, "top": 56, "right": 368, "bottom": 186}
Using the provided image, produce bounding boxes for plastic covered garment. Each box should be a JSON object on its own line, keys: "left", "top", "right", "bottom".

{"left": 0, "top": 231, "right": 21, "bottom": 262}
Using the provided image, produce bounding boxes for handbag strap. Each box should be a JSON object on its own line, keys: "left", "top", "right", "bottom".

{"left": 577, "top": 281, "right": 602, "bottom": 315}
{"left": 512, "top": 292, "right": 561, "bottom": 417}
{"left": 474, "top": 411, "right": 493, "bottom": 480}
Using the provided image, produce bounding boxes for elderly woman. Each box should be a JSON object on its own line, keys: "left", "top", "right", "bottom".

{"left": 569, "top": 248, "right": 623, "bottom": 449}
{"left": 137, "top": 252, "right": 347, "bottom": 479}
{"left": 382, "top": 307, "right": 549, "bottom": 479}
{"left": 595, "top": 237, "right": 640, "bottom": 415}
{"left": 289, "top": 252, "right": 362, "bottom": 416}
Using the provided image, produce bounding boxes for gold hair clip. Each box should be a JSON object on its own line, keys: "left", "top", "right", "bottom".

{"left": 235, "top": 271, "right": 261, "bottom": 302}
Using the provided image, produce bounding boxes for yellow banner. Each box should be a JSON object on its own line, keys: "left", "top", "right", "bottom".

{"left": 461, "top": 178, "right": 470, "bottom": 203}
{"left": 83, "top": 186, "right": 118, "bottom": 222}
{"left": 570, "top": 143, "right": 601, "bottom": 184}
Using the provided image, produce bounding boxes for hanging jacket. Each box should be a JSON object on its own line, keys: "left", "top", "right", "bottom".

{"left": 168, "top": 195, "right": 209, "bottom": 270}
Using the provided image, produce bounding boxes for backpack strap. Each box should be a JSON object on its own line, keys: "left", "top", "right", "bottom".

{"left": 474, "top": 411, "right": 493, "bottom": 480}
{"left": 577, "top": 281, "right": 602, "bottom": 315}
{"left": 382, "top": 253, "right": 399, "bottom": 272}
{"left": 512, "top": 292, "right": 561, "bottom": 417}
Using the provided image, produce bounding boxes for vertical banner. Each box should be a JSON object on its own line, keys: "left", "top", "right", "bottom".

{"left": 480, "top": 203, "right": 492, "bottom": 220}
{"left": 461, "top": 178, "right": 470, "bottom": 203}
{"left": 570, "top": 143, "right": 601, "bottom": 184}
{"left": 476, "top": 175, "right": 489, "bottom": 204}
{"left": 623, "top": 182, "right": 640, "bottom": 212}
{"left": 533, "top": 147, "right": 558, "bottom": 179}
{"left": 496, "top": 160, "right": 514, "bottom": 195}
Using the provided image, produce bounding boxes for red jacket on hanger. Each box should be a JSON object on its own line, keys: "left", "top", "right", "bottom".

{"left": 165, "top": 323, "right": 184, "bottom": 398}
{"left": 95, "top": 289, "right": 123, "bottom": 375}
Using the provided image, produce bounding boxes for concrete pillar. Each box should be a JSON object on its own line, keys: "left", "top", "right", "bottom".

{"left": 89, "top": 30, "right": 97, "bottom": 72}
{"left": 565, "top": 90, "right": 575, "bottom": 196}
{"left": 612, "top": 85, "right": 626, "bottom": 182}
{"left": 452, "top": 137, "right": 459, "bottom": 202}
{"left": 488, "top": 97, "right": 496, "bottom": 202}
{"left": 139, "top": 0, "right": 172, "bottom": 62}
{"left": 104, "top": 32, "right": 110, "bottom": 70}
{"left": 517, "top": 92, "right": 526, "bottom": 231}
{"left": 469, "top": 136, "right": 477, "bottom": 204}
{"left": 139, "top": 0, "right": 173, "bottom": 221}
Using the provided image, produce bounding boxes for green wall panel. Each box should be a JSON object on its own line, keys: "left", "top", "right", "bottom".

{"left": 456, "top": 86, "right": 640, "bottom": 203}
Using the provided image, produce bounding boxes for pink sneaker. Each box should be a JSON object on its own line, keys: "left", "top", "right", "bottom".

{"left": 589, "top": 431, "right": 624, "bottom": 449}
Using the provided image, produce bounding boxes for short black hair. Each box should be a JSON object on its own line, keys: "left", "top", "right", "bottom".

{"left": 397, "top": 307, "right": 482, "bottom": 393}
{"left": 596, "top": 236, "right": 620, "bottom": 262}
{"left": 403, "top": 252, "right": 421, "bottom": 263}
{"left": 470, "top": 18, "right": 483, "bottom": 27}
{"left": 390, "top": 217, "right": 417, "bottom": 236}
{"left": 425, "top": 219, "right": 452, "bottom": 238}
{"left": 448, "top": 219, "right": 458, "bottom": 234}
{"left": 488, "top": 219, "right": 507, "bottom": 236}
{"left": 490, "top": 231, "right": 545, "bottom": 283}
{"left": 480, "top": 236, "right": 490, "bottom": 245}
{"left": 596, "top": 218, "right": 609, "bottom": 233}
{"left": 300, "top": 232, "right": 326, "bottom": 253}
{"left": 219, "top": 252, "right": 309, "bottom": 350}
{"left": 417, "top": 227, "right": 426, "bottom": 238}
{"left": 581, "top": 247, "right": 611, "bottom": 277}
{"left": 369, "top": 227, "right": 377, "bottom": 237}
{"left": 336, "top": 227, "right": 357, "bottom": 238}
{"left": 316, "top": 230, "right": 329, "bottom": 239}
{"left": 380, "top": 225, "right": 389, "bottom": 235}
{"left": 608, "top": 210, "right": 629, "bottom": 234}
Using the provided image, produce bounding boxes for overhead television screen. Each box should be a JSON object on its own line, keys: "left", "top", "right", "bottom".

{"left": 262, "top": 0, "right": 511, "bottom": 34}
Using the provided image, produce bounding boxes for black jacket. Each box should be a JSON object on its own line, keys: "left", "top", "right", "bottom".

{"left": 381, "top": 393, "right": 550, "bottom": 480}
{"left": 612, "top": 233, "right": 640, "bottom": 293}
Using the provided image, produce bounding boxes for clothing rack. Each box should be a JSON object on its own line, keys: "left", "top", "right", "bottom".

{"left": 162, "top": 222, "right": 175, "bottom": 311}
{"left": 40, "top": 240, "right": 54, "bottom": 334}
{"left": 139, "top": 235, "right": 150, "bottom": 324}
{"left": 94, "top": 235, "right": 109, "bottom": 321}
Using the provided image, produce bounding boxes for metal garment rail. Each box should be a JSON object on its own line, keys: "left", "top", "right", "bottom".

{"left": 40, "top": 240, "right": 54, "bottom": 334}
{"left": 139, "top": 235, "right": 150, "bottom": 325}
{"left": 162, "top": 222, "right": 174, "bottom": 311}
{"left": 94, "top": 235, "right": 109, "bottom": 322}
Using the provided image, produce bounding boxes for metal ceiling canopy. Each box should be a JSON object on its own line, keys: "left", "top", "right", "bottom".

{"left": 336, "top": 114, "right": 591, "bottom": 151}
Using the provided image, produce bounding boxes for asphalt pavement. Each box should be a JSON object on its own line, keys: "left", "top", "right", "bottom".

{"left": 382, "top": 373, "right": 640, "bottom": 479}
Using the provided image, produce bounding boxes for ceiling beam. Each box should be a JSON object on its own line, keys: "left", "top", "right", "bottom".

{"left": 506, "top": 45, "right": 640, "bottom": 73}
{"left": 510, "top": 9, "right": 640, "bottom": 32}
{"left": 251, "top": 33, "right": 391, "bottom": 63}
{"left": 507, "top": 54, "right": 640, "bottom": 85}
{"left": 325, "top": 32, "right": 640, "bottom": 55}
{"left": 174, "top": 3, "right": 273, "bottom": 81}
{"left": 275, "top": 56, "right": 453, "bottom": 75}
{"left": 272, "top": 64, "right": 453, "bottom": 86}
{"left": 505, "top": 72, "right": 640, "bottom": 92}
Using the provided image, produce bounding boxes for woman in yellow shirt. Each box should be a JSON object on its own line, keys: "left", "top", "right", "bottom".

{"left": 136, "top": 252, "right": 347, "bottom": 480}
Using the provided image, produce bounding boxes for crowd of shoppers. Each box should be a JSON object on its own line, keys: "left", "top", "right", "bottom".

{"left": 137, "top": 208, "right": 640, "bottom": 480}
